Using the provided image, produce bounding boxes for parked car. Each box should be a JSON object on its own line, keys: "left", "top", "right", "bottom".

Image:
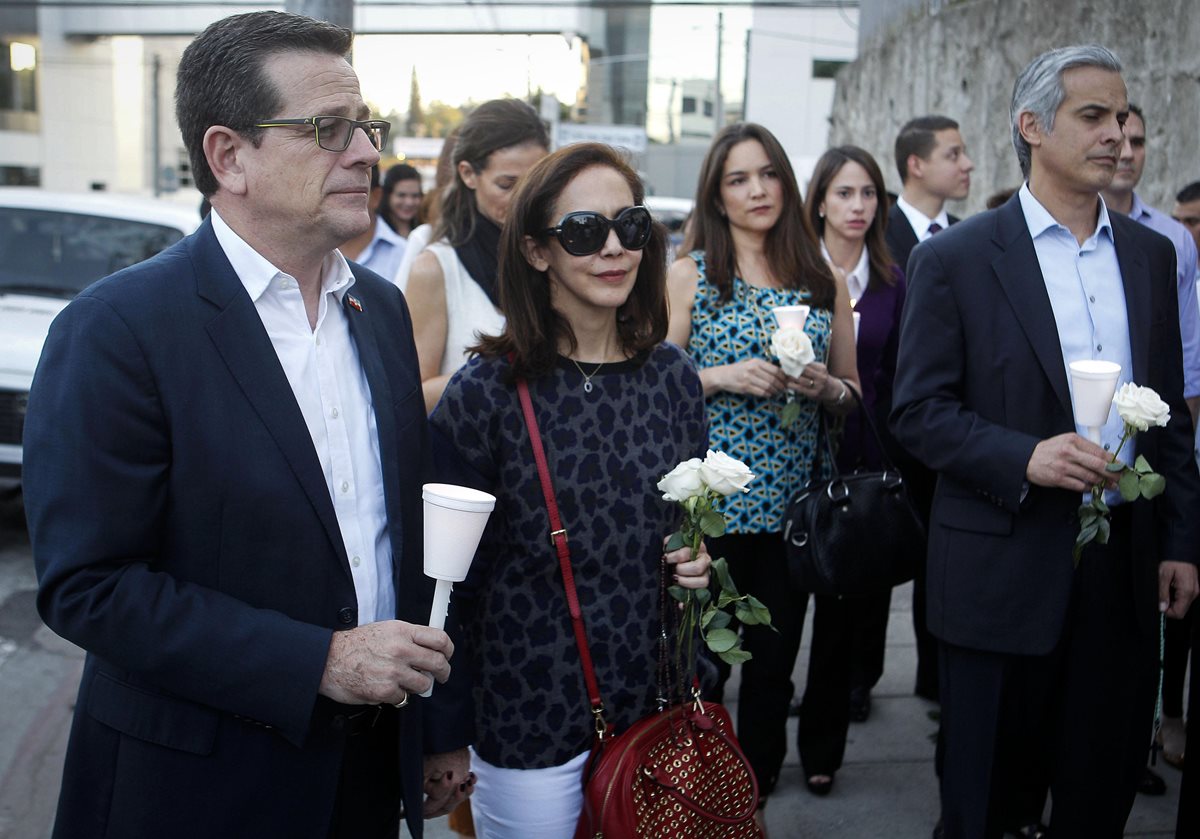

{"left": 0, "top": 188, "right": 200, "bottom": 485}
{"left": 645, "top": 195, "right": 694, "bottom": 262}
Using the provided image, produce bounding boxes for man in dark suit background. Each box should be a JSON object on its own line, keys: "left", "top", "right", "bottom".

{"left": 23, "top": 12, "right": 470, "bottom": 838}
{"left": 881, "top": 113, "right": 975, "bottom": 709}
{"left": 892, "top": 44, "right": 1200, "bottom": 838}
{"left": 885, "top": 114, "right": 974, "bottom": 274}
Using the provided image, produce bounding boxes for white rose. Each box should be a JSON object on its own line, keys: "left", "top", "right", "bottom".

{"left": 771, "top": 327, "right": 815, "bottom": 378}
{"left": 699, "top": 450, "right": 755, "bottom": 496}
{"left": 658, "top": 458, "right": 706, "bottom": 502}
{"left": 1113, "top": 382, "right": 1170, "bottom": 432}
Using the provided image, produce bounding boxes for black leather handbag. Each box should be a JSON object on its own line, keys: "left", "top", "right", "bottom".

{"left": 783, "top": 387, "right": 925, "bottom": 596}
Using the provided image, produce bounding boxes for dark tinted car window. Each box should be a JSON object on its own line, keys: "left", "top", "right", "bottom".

{"left": 0, "top": 206, "right": 185, "bottom": 297}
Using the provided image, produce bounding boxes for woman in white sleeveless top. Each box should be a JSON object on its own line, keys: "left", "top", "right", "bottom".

{"left": 406, "top": 99, "right": 549, "bottom": 412}
{"left": 392, "top": 222, "right": 433, "bottom": 293}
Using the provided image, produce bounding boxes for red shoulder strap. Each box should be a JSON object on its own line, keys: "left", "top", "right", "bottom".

{"left": 515, "top": 377, "right": 610, "bottom": 738}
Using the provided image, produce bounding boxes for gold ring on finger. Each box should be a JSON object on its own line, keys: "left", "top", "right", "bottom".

{"left": 392, "top": 689, "right": 409, "bottom": 709}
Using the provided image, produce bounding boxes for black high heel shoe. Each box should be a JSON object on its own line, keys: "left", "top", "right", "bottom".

{"left": 806, "top": 774, "right": 834, "bottom": 796}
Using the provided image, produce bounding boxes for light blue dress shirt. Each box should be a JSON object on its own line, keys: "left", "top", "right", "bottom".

{"left": 355, "top": 215, "right": 408, "bottom": 285}
{"left": 1018, "top": 184, "right": 1134, "bottom": 500}
{"left": 1127, "top": 191, "right": 1200, "bottom": 399}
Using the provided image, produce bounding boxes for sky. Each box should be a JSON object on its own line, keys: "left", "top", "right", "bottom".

{"left": 352, "top": 6, "right": 752, "bottom": 130}
{"left": 354, "top": 33, "right": 585, "bottom": 115}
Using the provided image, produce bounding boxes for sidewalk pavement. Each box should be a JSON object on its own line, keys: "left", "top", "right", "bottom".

{"left": 425, "top": 580, "right": 1185, "bottom": 838}
{"left": 0, "top": 486, "right": 1184, "bottom": 838}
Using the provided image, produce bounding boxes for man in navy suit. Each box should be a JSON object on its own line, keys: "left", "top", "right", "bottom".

{"left": 892, "top": 45, "right": 1200, "bottom": 838}
{"left": 23, "top": 11, "right": 470, "bottom": 838}
{"left": 885, "top": 114, "right": 974, "bottom": 275}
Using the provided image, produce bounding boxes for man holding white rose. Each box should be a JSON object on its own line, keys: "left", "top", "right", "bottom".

{"left": 891, "top": 45, "right": 1200, "bottom": 838}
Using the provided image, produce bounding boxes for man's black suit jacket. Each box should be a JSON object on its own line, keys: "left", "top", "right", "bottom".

{"left": 885, "top": 201, "right": 961, "bottom": 277}
{"left": 890, "top": 193, "right": 1200, "bottom": 656}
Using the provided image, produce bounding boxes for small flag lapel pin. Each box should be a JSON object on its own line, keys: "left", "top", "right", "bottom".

{"left": 346, "top": 294, "right": 363, "bottom": 312}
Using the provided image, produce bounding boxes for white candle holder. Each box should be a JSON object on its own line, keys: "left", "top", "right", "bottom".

{"left": 772, "top": 305, "right": 810, "bottom": 331}
{"left": 420, "top": 483, "right": 496, "bottom": 696}
{"left": 1068, "top": 360, "right": 1122, "bottom": 445}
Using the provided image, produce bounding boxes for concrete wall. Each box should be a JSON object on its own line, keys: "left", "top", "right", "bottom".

{"left": 856, "top": 0, "right": 928, "bottom": 50}
{"left": 831, "top": 0, "right": 1200, "bottom": 216}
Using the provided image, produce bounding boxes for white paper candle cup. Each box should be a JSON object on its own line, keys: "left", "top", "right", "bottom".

{"left": 1068, "top": 360, "right": 1122, "bottom": 428}
{"left": 773, "top": 305, "right": 810, "bottom": 330}
{"left": 420, "top": 484, "right": 495, "bottom": 698}
{"left": 423, "top": 483, "right": 496, "bottom": 582}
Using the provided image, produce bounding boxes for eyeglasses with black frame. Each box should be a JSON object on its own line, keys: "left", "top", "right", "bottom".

{"left": 252, "top": 116, "right": 391, "bottom": 153}
{"left": 540, "top": 206, "right": 654, "bottom": 257}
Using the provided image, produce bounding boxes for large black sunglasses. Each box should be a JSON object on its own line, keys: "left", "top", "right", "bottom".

{"left": 541, "top": 206, "right": 653, "bottom": 256}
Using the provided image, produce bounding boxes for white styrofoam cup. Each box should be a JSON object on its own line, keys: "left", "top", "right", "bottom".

{"left": 772, "top": 305, "right": 810, "bottom": 331}
{"left": 422, "top": 483, "right": 496, "bottom": 582}
{"left": 420, "top": 484, "right": 495, "bottom": 697}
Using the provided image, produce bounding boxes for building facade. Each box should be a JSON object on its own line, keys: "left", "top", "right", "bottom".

{"left": 743, "top": 4, "right": 859, "bottom": 188}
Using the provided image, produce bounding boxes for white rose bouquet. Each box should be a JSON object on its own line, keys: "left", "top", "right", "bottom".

{"left": 658, "top": 451, "right": 773, "bottom": 674}
{"left": 1075, "top": 382, "right": 1170, "bottom": 565}
{"left": 771, "top": 327, "right": 815, "bottom": 427}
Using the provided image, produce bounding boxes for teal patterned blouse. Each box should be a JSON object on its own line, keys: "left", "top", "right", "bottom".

{"left": 686, "top": 250, "right": 832, "bottom": 534}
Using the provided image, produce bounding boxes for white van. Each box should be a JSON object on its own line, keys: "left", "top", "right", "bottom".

{"left": 0, "top": 189, "right": 200, "bottom": 485}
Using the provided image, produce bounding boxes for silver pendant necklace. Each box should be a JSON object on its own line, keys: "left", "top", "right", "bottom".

{"left": 570, "top": 358, "right": 604, "bottom": 393}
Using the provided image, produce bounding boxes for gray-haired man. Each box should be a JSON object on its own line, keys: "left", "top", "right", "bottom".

{"left": 892, "top": 45, "right": 1200, "bottom": 838}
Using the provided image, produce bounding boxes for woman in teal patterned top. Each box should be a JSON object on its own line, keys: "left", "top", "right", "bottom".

{"left": 667, "top": 122, "right": 860, "bottom": 833}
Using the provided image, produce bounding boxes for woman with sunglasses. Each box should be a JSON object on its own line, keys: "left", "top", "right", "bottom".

{"left": 407, "top": 99, "right": 549, "bottom": 412}
{"left": 379, "top": 162, "right": 423, "bottom": 239}
{"left": 429, "top": 142, "right": 711, "bottom": 838}
{"left": 666, "top": 123, "right": 859, "bottom": 832}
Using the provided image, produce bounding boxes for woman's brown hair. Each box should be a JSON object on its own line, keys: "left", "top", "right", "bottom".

{"left": 686, "top": 122, "right": 836, "bottom": 308}
{"left": 473, "top": 142, "right": 669, "bottom": 381}
{"left": 433, "top": 99, "right": 550, "bottom": 247}
{"left": 804, "top": 145, "right": 899, "bottom": 292}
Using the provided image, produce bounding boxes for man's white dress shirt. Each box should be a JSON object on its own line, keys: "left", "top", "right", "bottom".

{"left": 211, "top": 210, "right": 396, "bottom": 625}
{"left": 897, "top": 195, "right": 950, "bottom": 242}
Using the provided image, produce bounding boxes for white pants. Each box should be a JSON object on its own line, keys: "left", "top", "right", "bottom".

{"left": 469, "top": 747, "right": 590, "bottom": 839}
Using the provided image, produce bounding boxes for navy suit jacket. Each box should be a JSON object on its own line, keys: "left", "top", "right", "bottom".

{"left": 884, "top": 202, "right": 960, "bottom": 277}
{"left": 24, "top": 218, "right": 466, "bottom": 837}
{"left": 891, "top": 194, "right": 1200, "bottom": 655}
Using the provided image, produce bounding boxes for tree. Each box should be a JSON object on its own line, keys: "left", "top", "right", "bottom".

{"left": 422, "top": 101, "right": 468, "bottom": 138}
{"left": 405, "top": 67, "right": 425, "bottom": 137}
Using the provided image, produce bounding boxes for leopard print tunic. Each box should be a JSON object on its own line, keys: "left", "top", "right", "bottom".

{"left": 430, "top": 344, "right": 708, "bottom": 768}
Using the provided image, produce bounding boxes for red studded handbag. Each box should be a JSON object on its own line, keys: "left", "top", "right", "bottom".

{"left": 574, "top": 696, "right": 762, "bottom": 838}
{"left": 516, "top": 379, "right": 763, "bottom": 839}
